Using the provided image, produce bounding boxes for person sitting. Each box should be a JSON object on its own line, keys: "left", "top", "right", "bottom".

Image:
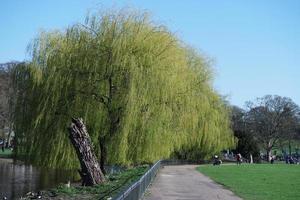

{"left": 213, "top": 155, "right": 222, "bottom": 165}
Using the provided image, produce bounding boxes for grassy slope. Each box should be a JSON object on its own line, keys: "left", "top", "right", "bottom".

{"left": 197, "top": 164, "right": 300, "bottom": 200}
{"left": 0, "top": 148, "right": 12, "bottom": 158}
{"left": 51, "top": 165, "right": 149, "bottom": 200}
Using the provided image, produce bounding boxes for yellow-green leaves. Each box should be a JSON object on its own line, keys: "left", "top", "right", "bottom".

{"left": 13, "top": 9, "right": 235, "bottom": 169}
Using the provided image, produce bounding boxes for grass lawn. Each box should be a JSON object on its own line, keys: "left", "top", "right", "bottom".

{"left": 197, "top": 164, "right": 300, "bottom": 200}
{"left": 0, "top": 148, "right": 13, "bottom": 158}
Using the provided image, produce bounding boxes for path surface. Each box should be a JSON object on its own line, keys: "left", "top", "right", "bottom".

{"left": 143, "top": 165, "right": 242, "bottom": 200}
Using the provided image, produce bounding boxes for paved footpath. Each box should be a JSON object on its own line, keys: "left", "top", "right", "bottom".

{"left": 143, "top": 165, "right": 242, "bottom": 200}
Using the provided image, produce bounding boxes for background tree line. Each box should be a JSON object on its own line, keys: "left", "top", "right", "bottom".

{"left": 0, "top": 62, "right": 18, "bottom": 142}
{"left": 231, "top": 95, "right": 300, "bottom": 162}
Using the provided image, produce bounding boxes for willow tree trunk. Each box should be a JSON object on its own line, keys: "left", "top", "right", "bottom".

{"left": 68, "top": 118, "right": 105, "bottom": 186}
{"left": 266, "top": 148, "right": 272, "bottom": 162}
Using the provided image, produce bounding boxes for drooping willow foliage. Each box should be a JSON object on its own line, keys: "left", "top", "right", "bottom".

{"left": 13, "top": 9, "right": 235, "bottom": 169}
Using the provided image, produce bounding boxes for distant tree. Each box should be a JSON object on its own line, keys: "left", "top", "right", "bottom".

{"left": 230, "top": 106, "right": 260, "bottom": 161}
{"left": 231, "top": 106, "right": 245, "bottom": 132}
{"left": 245, "top": 95, "right": 300, "bottom": 161}
{"left": 0, "top": 62, "right": 18, "bottom": 141}
{"left": 296, "top": 124, "right": 300, "bottom": 154}
{"left": 0, "top": 64, "right": 9, "bottom": 129}
{"left": 278, "top": 107, "right": 300, "bottom": 156}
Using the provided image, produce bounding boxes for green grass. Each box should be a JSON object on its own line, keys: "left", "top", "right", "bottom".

{"left": 51, "top": 165, "right": 149, "bottom": 199}
{"left": 197, "top": 164, "right": 300, "bottom": 200}
{"left": 0, "top": 148, "right": 12, "bottom": 158}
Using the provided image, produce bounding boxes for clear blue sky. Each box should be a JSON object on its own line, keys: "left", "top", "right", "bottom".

{"left": 1, "top": 0, "right": 299, "bottom": 107}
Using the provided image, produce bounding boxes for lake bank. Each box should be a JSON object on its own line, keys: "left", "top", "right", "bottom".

{"left": 0, "top": 159, "right": 76, "bottom": 199}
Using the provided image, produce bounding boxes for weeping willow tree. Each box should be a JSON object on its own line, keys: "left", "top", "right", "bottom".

{"left": 13, "top": 9, "right": 235, "bottom": 169}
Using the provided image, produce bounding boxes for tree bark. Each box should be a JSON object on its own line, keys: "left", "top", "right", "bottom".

{"left": 266, "top": 146, "right": 273, "bottom": 162}
{"left": 288, "top": 140, "right": 292, "bottom": 156}
{"left": 7, "top": 122, "right": 12, "bottom": 146}
{"left": 68, "top": 118, "right": 105, "bottom": 186}
{"left": 266, "top": 140, "right": 274, "bottom": 162}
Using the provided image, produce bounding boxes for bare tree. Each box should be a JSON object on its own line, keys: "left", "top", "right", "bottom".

{"left": 0, "top": 62, "right": 19, "bottom": 142}
{"left": 245, "top": 95, "right": 300, "bottom": 161}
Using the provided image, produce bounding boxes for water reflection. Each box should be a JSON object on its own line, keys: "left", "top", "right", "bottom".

{"left": 0, "top": 158, "right": 76, "bottom": 199}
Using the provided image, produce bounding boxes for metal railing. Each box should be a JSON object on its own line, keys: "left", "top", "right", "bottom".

{"left": 162, "top": 159, "right": 207, "bottom": 165}
{"left": 113, "top": 160, "right": 161, "bottom": 200}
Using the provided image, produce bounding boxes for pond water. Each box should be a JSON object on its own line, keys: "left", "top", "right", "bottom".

{"left": 0, "top": 158, "right": 76, "bottom": 199}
